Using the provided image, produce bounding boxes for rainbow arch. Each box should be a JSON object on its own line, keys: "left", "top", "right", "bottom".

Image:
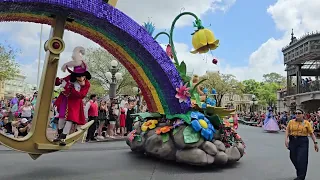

{"left": 0, "top": 0, "right": 191, "bottom": 115}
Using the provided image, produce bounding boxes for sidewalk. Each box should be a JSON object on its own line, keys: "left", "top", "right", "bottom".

{"left": 0, "top": 128, "right": 126, "bottom": 151}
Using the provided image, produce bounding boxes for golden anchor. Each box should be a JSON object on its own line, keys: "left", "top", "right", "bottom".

{"left": 0, "top": 15, "right": 93, "bottom": 160}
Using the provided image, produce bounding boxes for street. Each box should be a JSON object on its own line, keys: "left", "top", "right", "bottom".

{"left": 0, "top": 126, "right": 319, "bottom": 180}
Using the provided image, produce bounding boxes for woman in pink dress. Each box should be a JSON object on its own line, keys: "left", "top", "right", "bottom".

{"left": 119, "top": 103, "right": 127, "bottom": 137}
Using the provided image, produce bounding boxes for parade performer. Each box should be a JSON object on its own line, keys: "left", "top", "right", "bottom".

{"left": 263, "top": 107, "right": 279, "bottom": 132}
{"left": 53, "top": 46, "right": 91, "bottom": 146}
{"left": 233, "top": 113, "right": 239, "bottom": 130}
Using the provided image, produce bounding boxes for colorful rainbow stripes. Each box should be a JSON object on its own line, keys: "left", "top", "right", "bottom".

{"left": 0, "top": 0, "right": 191, "bottom": 115}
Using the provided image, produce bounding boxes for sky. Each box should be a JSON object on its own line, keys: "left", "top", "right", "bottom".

{"left": 0, "top": 0, "right": 319, "bottom": 85}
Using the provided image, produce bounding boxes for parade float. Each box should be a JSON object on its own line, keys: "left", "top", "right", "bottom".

{"left": 0, "top": 0, "right": 245, "bottom": 164}
{"left": 126, "top": 13, "right": 246, "bottom": 166}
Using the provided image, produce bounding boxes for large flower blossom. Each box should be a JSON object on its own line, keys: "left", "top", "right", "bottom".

{"left": 175, "top": 83, "right": 190, "bottom": 103}
{"left": 156, "top": 126, "right": 171, "bottom": 135}
{"left": 141, "top": 120, "right": 158, "bottom": 132}
{"left": 190, "top": 111, "right": 215, "bottom": 141}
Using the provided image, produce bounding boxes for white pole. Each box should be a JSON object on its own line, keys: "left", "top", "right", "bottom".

{"left": 37, "top": 24, "right": 43, "bottom": 89}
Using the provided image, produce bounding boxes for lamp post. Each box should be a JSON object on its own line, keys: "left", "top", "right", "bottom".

{"left": 249, "top": 95, "right": 258, "bottom": 112}
{"left": 106, "top": 60, "right": 122, "bottom": 99}
{"left": 132, "top": 86, "right": 141, "bottom": 112}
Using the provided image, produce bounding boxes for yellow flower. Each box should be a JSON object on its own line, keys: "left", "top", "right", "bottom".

{"left": 141, "top": 120, "right": 158, "bottom": 132}
{"left": 191, "top": 28, "right": 219, "bottom": 54}
{"left": 198, "top": 119, "right": 208, "bottom": 129}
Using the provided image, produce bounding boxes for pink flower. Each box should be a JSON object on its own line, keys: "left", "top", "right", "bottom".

{"left": 166, "top": 44, "right": 173, "bottom": 59}
{"left": 128, "top": 129, "right": 137, "bottom": 142}
{"left": 175, "top": 83, "right": 190, "bottom": 103}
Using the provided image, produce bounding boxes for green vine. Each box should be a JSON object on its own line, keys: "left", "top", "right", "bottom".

{"left": 190, "top": 78, "right": 207, "bottom": 95}
{"left": 152, "top": 12, "right": 205, "bottom": 86}
{"left": 169, "top": 12, "right": 200, "bottom": 66}
{"left": 154, "top": 32, "right": 170, "bottom": 40}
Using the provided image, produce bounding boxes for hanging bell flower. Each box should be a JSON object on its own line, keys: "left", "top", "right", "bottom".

{"left": 166, "top": 44, "right": 174, "bottom": 59}
{"left": 190, "top": 19, "right": 219, "bottom": 54}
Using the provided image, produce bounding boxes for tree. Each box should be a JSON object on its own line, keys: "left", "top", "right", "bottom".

{"left": 242, "top": 79, "right": 262, "bottom": 95}
{"left": 85, "top": 48, "right": 136, "bottom": 94}
{"left": 88, "top": 78, "right": 107, "bottom": 96}
{"left": 201, "top": 72, "right": 243, "bottom": 106}
{"left": 0, "top": 43, "right": 20, "bottom": 81}
{"left": 257, "top": 82, "right": 279, "bottom": 107}
{"left": 263, "top": 72, "right": 286, "bottom": 87}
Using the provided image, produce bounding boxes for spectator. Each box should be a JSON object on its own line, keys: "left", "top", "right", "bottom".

{"left": 85, "top": 94, "right": 99, "bottom": 142}
{"left": 19, "top": 101, "right": 33, "bottom": 121}
{"left": 0, "top": 116, "right": 13, "bottom": 135}
{"left": 18, "top": 118, "right": 30, "bottom": 137}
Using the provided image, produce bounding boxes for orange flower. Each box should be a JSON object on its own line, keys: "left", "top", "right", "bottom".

{"left": 223, "top": 120, "right": 231, "bottom": 127}
{"left": 156, "top": 126, "right": 172, "bottom": 135}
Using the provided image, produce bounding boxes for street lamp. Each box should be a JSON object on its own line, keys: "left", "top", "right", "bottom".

{"left": 106, "top": 60, "right": 122, "bottom": 99}
{"left": 250, "top": 95, "right": 258, "bottom": 112}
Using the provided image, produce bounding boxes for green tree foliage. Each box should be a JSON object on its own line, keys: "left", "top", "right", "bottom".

{"left": 242, "top": 73, "right": 285, "bottom": 107}
{"left": 242, "top": 79, "right": 261, "bottom": 96}
{"left": 0, "top": 43, "right": 20, "bottom": 81}
{"left": 88, "top": 78, "right": 107, "bottom": 96}
{"left": 263, "top": 72, "right": 286, "bottom": 87}
{"left": 201, "top": 72, "right": 243, "bottom": 106}
{"left": 85, "top": 48, "right": 136, "bottom": 95}
{"left": 257, "top": 82, "right": 279, "bottom": 106}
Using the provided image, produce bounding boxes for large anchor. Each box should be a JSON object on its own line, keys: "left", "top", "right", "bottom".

{"left": 0, "top": 15, "right": 93, "bottom": 160}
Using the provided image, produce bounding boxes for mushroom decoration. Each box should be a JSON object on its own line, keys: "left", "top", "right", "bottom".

{"left": 212, "top": 58, "right": 218, "bottom": 65}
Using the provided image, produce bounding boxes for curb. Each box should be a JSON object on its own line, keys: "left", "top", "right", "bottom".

{"left": 87, "top": 138, "right": 127, "bottom": 143}
{"left": 0, "top": 138, "right": 127, "bottom": 151}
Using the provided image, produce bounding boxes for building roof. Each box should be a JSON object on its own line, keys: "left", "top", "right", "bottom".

{"left": 301, "top": 60, "right": 320, "bottom": 70}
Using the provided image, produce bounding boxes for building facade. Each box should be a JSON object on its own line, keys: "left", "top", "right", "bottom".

{"left": 282, "top": 30, "right": 320, "bottom": 112}
{"left": 276, "top": 89, "right": 288, "bottom": 112}
{"left": 3, "top": 75, "right": 36, "bottom": 98}
{"left": 221, "top": 93, "right": 257, "bottom": 112}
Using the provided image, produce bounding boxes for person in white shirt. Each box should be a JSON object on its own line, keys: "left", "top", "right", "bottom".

{"left": 19, "top": 101, "right": 33, "bottom": 122}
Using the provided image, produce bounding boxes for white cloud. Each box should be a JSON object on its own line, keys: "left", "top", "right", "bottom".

{"left": 117, "top": 0, "right": 236, "bottom": 29}
{"left": 0, "top": 0, "right": 236, "bottom": 84}
{"left": 223, "top": 0, "right": 320, "bottom": 81}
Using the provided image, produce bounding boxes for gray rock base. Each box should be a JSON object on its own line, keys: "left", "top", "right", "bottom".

{"left": 127, "top": 125, "right": 245, "bottom": 166}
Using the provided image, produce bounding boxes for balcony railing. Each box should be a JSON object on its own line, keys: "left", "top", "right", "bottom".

{"left": 287, "top": 81, "right": 320, "bottom": 96}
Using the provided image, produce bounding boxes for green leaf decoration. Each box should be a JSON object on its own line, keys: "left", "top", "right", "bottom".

{"left": 131, "top": 112, "right": 162, "bottom": 120}
{"left": 134, "top": 116, "right": 140, "bottom": 122}
{"left": 179, "top": 61, "right": 187, "bottom": 76}
{"left": 181, "top": 75, "right": 191, "bottom": 84}
{"left": 190, "top": 78, "right": 208, "bottom": 95}
{"left": 134, "top": 135, "right": 142, "bottom": 142}
{"left": 161, "top": 133, "right": 169, "bottom": 143}
{"left": 172, "top": 128, "right": 179, "bottom": 135}
{"left": 207, "top": 115, "right": 222, "bottom": 128}
{"left": 193, "top": 92, "right": 201, "bottom": 105}
{"left": 183, "top": 126, "right": 200, "bottom": 144}
{"left": 167, "top": 111, "right": 192, "bottom": 124}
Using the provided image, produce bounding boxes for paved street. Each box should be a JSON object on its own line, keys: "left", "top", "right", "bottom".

{"left": 0, "top": 126, "right": 319, "bottom": 180}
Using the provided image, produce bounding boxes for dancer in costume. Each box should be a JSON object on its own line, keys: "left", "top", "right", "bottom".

{"left": 53, "top": 46, "right": 91, "bottom": 146}
{"left": 263, "top": 107, "right": 279, "bottom": 132}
